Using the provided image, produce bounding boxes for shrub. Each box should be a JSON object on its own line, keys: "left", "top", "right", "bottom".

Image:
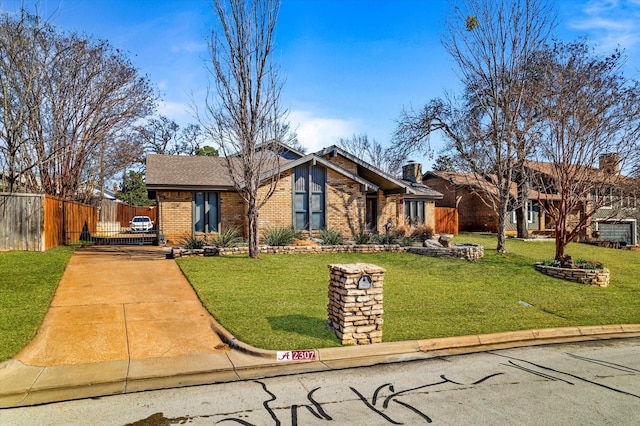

{"left": 371, "top": 233, "right": 393, "bottom": 245}
{"left": 179, "top": 234, "right": 206, "bottom": 249}
{"left": 574, "top": 259, "right": 604, "bottom": 269}
{"left": 396, "top": 236, "right": 415, "bottom": 247}
{"left": 211, "top": 227, "right": 244, "bottom": 248}
{"left": 389, "top": 224, "right": 410, "bottom": 239}
{"left": 540, "top": 258, "right": 604, "bottom": 269}
{"left": 263, "top": 226, "right": 303, "bottom": 246}
{"left": 411, "top": 224, "right": 434, "bottom": 242}
{"left": 353, "top": 230, "right": 371, "bottom": 244}
{"left": 319, "top": 228, "right": 343, "bottom": 245}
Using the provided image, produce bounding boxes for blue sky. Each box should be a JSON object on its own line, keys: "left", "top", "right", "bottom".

{"left": 3, "top": 0, "right": 640, "bottom": 168}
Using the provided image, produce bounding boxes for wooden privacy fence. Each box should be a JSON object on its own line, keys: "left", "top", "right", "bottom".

{"left": 1, "top": 193, "right": 97, "bottom": 251}
{"left": 435, "top": 207, "right": 458, "bottom": 236}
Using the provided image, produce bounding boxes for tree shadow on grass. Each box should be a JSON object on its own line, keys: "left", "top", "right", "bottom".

{"left": 267, "top": 314, "right": 336, "bottom": 340}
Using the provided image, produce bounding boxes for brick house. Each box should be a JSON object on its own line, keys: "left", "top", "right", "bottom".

{"left": 145, "top": 144, "right": 442, "bottom": 245}
{"left": 424, "top": 170, "right": 559, "bottom": 234}
{"left": 424, "top": 157, "right": 638, "bottom": 245}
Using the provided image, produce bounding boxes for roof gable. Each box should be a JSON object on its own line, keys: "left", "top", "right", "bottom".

{"left": 315, "top": 145, "right": 442, "bottom": 199}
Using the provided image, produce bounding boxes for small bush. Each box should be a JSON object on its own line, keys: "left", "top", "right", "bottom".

{"left": 180, "top": 234, "right": 206, "bottom": 249}
{"left": 396, "top": 236, "right": 415, "bottom": 247}
{"left": 353, "top": 230, "right": 372, "bottom": 244}
{"left": 574, "top": 259, "right": 604, "bottom": 269}
{"left": 390, "top": 224, "right": 410, "bottom": 239}
{"left": 411, "top": 224, "right": 434, "bottom": 242}
{"left": 319, "top": 228, "right": 343, "bottom": 245}
{"left": 211, "top": 227, "right": 243, "bottom": 248}
{"left": 263, "top": 226, "right": 303, "bottom": 246}
{"left": 540, "top": 259, "right": 561, "bottom": 267}
{"left": 371, "top": 233, "right": 393, "bottom": 245}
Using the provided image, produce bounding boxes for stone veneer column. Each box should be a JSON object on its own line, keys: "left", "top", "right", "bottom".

{"left": 327, "top": 263, "right": 385, "bottom": 345}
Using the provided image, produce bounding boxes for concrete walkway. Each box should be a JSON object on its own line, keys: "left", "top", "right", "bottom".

{"left": 1, "top": 246, "right": 639, "bottom": 408}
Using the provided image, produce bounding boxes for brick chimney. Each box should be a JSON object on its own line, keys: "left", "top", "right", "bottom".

{"left": 599, "top": 153, "right": 620, "bottom": 175}
{"left": 402, "top": 161, "right": 422, "bottom": 183}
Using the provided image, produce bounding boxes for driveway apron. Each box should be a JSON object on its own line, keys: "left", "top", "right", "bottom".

{"left": 16, "top": 246, "right": 227, "bottom": 367}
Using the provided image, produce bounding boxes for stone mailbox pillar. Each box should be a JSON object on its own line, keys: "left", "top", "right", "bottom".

{"left": 327, "top": 263, "right": 385, "bottom": 345}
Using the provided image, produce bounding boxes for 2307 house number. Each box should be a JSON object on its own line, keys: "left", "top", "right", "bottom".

{"left": 276, "top": 350, "right": 317, "bottom": 361}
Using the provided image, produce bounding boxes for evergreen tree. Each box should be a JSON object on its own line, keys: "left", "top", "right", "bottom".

{"left": 117, "top": 171, "right": 152, "bottom": 206}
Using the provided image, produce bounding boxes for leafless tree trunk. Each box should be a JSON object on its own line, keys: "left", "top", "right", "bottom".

{"left": 528, "top": 41, "right": 640, "bottom": 261}
{"left": 393, "top": 0, "right": 555, "bottom": 252}
{"left": 202, "top": 0, "right": 289, "bottom": 258}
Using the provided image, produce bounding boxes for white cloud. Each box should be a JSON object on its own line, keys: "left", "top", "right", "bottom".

{"left": 287, "top": 110, "right": 360, "bottom": 153}
{"left": 156, "top": 100, "right": 195, "bottom": 125}
{"left": 569, "top": 0, "right": 640, "bottom": 52}
{"left": 170, "top": 40, "right": 207, "bottom": 54}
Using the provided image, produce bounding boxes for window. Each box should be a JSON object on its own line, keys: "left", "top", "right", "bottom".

{"left": 194, "top": 192, "right": 219, "bottom": 233}
{"left": 511, "top": 202, "right": 535, "bottom": 223}
{"left": 293, "top": 164, "right": 326, "bottom": 230}
{"left": 404, "top": 199, "right": 426, "bottom": 225}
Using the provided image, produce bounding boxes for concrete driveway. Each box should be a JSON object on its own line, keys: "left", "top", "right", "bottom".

{"left": 16, "top": 246, "right": 228, "bottom": 366}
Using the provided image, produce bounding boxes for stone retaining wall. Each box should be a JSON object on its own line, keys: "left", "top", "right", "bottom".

{"left": 407, "top": 244, "right": 484, "bottom": 261}
{"left": 168, "top": 242, "right": 483, "bottom": 261}
{"left": 170, "top": 244, "right": 406, "bottom": 258}
{"left": 327, "top": 263, "right": 385, "bottom": 345}
{"left": 535, "top": 263, "right": 609, "bottom": 287}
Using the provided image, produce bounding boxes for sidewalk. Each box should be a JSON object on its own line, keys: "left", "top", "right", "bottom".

{"left": 2, "top": 246, "right": 639, "bottom": 408}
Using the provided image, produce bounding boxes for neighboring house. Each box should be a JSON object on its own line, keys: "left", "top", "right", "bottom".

{"left": 145, "top": 144, "right": 442, "bottom": 245}
{"left": 425, "top": 171, "right": 543, "bottom": 233}
{"left": 424, "top": 157, "right": 638, "bottom": 245}
{"left": 525, "top": 158, "right": 638, "bottom": 246}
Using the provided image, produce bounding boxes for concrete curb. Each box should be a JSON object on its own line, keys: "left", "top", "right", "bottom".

{"left": 2, "top": 324, "right": 639, "bottom": 409}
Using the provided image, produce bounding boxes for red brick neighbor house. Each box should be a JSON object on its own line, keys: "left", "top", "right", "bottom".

{"left": 423, "top": 170, "right": 559, "bottom": 234}
{"left": 145, "top": 144, "right": 442, "bottom": 245}
{"left": 424, "top": 157, "right": 638, "bottom": 245}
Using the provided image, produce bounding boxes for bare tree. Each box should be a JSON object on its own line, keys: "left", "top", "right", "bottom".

{"left": 0, "top": 9, "right": 156, "bottom": 200}
{"left": 0, "top": 10, "right": 51, "bottom": 193}
{"left": 393, "top": 0, "right": 555, "bottom": 252}
{"left": 202, "top": 0, "right": 289, "bottom": 258}
{"left": 136, "top": 116, "right": 181, "bottom": 156}
{"left": 528, "top": 41, "right": 640, "bottom": 261}
{"left": 338, "top": 133, "right": 403, "bottom": 175}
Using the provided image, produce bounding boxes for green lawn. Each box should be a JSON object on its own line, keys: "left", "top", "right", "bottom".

{"left": 178, "top": 234, "right": 640, "bottom": 350}
{"left": 0, "top": 246, "right": 74, "bottom": 361}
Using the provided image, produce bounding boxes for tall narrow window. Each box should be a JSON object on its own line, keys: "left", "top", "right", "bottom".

{"left": 294, "top": 164, "right": 326, "bottom": 230}
{"left": 194, "top": 192, "right": 219, "bottom": 233}
{"left": 404, "top": 199, "right": 426, "bottom": 225}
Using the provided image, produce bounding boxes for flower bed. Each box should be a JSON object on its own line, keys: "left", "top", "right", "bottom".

{"left": 534, "top": 263, "right": 610, "bottom": 287}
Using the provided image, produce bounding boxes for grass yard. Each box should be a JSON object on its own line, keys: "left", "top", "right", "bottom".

{"left": 0, "top": 246, "right": 74, "bottom": 361}
{"left": 178, "top": 234, "right": 640, "bottom": 350}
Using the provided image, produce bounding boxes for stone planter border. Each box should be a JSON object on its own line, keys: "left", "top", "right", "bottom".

{"left": 534, "top": 263, "right": 609, "bottom": 287}
{"left": 168, "top": 242, "right": 484, "bottom": 261}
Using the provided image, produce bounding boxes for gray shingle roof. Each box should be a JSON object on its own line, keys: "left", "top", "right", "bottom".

{"left": 146, "top": 155, "right": 236, "bottom": 189}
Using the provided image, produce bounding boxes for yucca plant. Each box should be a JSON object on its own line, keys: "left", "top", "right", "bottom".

{"left": 263, "top": 226, "right": 303, "bottom": 246}
{"left": 211, "top": 227, "right": 244, "bottom": 248}
{"left": 319, "top": 228, "right": 343, "bottom": 245}
{"left": 353, "top": 230, "right": 372, "bottom": 244}
{"left": 179, "top": 234, "right": 206, "bottom": 249}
